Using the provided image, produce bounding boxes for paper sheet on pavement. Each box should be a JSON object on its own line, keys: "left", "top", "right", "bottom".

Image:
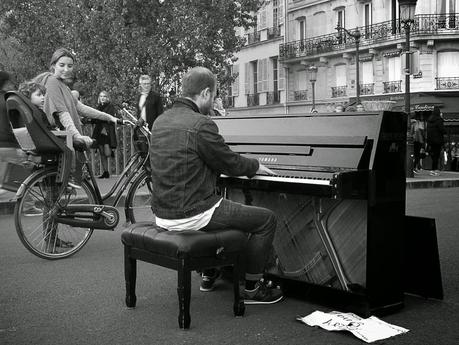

{"left": 297, "top": 311, "right": 409, "bottom": 343}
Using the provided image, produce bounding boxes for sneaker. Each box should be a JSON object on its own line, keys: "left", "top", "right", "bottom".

{"left": 242, "top": 278, "right": 284, "bottom": 305}
{"left": 429, "top": 171, "right": 440, "bottom": 176}
{"left": 413, "top": 169, "right": 420, "bottom": 175}
{"left": 199, "top": 269, "right": 221, "bottom": 292}
{"left": 23, "top": 206, "right": 43, "bottom": 217}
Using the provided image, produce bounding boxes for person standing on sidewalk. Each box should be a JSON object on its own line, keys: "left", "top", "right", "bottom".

{"left": 149, "top": 67, "right": 284, "bottom": 305}
{"left": 411, "top": 114, "right": 425, "bottom": 174}
{"left": 426, "top": 106, "right": 446, "bottom": 176}
{"left": 136, "top": 75, "right": 164, "bottom": 131}
{"left": 91, "top": 91, "right": 118, "bottom": 178}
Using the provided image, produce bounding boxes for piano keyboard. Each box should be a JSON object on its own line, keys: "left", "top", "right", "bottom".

{"left": 220, "top": 174, "right": 332, "bottom": 186}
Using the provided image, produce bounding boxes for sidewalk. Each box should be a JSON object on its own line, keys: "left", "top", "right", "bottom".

{"left": 2, "top": 170, "right": 459, "bottom": 214}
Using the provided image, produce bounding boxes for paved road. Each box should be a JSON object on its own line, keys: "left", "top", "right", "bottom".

{"left": 1, "top": 188, "right": 459, "bottom": 345}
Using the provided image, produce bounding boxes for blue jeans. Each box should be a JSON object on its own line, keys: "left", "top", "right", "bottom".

{"left": 201, "top": 198, "right": 277, "bottom": 280}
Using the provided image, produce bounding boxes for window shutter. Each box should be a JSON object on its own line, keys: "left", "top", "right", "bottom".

{"left": 278, "top": 1, "right": 284, "bottom": 24}
{"left": 268, "top": 59, "right": 274, "bottom": 91}
{"left": 232, "top": 65, "right": 239, "bottom": 96}
{"left": 263, "top": 59, "right": 269, "bottom": 91}
{"left": 257, "top": 60, "right": 263, "bottom": 92}
{"left": 260, "top": 7, "right": 267, "bottom": 29}
{"left": 244, "top": 63, "right": 250, "bottom": 94}
{"left": 278, "top": 63, "right": 285, "bottom": 90}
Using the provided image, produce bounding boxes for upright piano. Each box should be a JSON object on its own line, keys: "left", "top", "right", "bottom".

{"left": 214, "top": 111, "right": 410, "bottom": 316}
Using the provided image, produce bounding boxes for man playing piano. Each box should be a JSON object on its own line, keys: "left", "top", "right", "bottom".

{"left": 149, "top": 66, "right": 284, "bottom": 305}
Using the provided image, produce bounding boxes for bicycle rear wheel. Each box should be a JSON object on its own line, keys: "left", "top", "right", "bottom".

{"left": 15, "top": 169, "right": 97, "bottom": 260}
{"left": 125, "top": 170, "right": 153, "bottom": 224}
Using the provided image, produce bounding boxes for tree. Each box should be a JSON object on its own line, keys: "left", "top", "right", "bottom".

{"left": 0, "top": 0, "right": 260, "bottom": 105}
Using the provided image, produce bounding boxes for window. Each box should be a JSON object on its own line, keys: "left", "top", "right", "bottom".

{"left": 257, "top": 59, "right": 268, "bottom": 92}
{"left": 297, "top": 18, "right": 306, "bottom": 41}
{"left": 388, "top": 56, "right": 401, "bottom": 81}
{"left": 335, "top": 64, "right": 347, "bottom": 86}
{"left": 272, "top": 58, "right": 278, "bottom": 92}
{"left": 297, "top": 69, "right": 307, "bottom": 91}
{"left": 273, "top": 0, "right": 279, "bottom": 27}
{"left": 337, "top": 8, "right": 345, "bottom": 28}
{"left": 257, "top": 4, "right": 267, "bottom": 30}
{"left": 361, "top": 61, "right": 374, "bottom": 84}
{"left": 437, "top": 51, "right": 459, "bottom": 77}
{"left": 312, "top": 11, "right": 326, "bottom": 37}
{"left": 364, "top": 3, "right": 372, "bottom": 38}
{"left": 335, "top": 7, "right": 345, "bottom": 43}
{"left": 231, "top": 65, "right": 239, "bottom": 96}
{"left": 252, "top": 60, "right": 258, "bottom": 93}
{"left": 437, "top": 0, "right": 457, "bottom": 14}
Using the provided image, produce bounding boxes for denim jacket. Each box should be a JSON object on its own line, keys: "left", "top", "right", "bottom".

{"left": 150, "top": 98, "right": 259, "bottom": 219}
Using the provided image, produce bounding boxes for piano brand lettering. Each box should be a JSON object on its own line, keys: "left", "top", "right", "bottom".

{"left": 258, "top": 157, "right": 278, "bottom": 163}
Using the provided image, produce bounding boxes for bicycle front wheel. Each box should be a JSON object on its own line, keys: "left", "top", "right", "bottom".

{"left": 15, "top": 169, "right": 97, "bottom": 260}
{"left": 125, "top": 170, "right": 154, "bottom": 224}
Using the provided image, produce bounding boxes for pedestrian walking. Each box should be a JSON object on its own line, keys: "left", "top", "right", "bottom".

{"left": 411, "top": 114, "right": 425, "bottom": 174}
{"left": 426, "top": 106, "right": 446, "bottom": 176}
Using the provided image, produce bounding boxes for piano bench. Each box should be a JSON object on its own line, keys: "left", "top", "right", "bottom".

{"left": 121, "top": 222, "right": 247, "bottom": 329}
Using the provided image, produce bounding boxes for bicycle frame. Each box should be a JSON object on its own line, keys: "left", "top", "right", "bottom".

{"left": 84, "top": 149, "right": 149, "bottom": 207}
{"left": 51, "top": 109, "right": 152, "bottom": 229}
{"left": 80, "top": 108, "right": 152, "bottom": 219}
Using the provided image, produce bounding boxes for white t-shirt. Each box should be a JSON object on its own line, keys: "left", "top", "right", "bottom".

{"left": 155, "top": 198, "right": 223, "bottom": 231}
{"left": 138, "top": 94, "right": 148, "bottom": 121}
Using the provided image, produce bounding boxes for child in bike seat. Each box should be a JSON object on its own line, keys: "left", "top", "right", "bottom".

{"left": 15, "top": 82, "right": 57, "bottom": 150}
{"left": 17, "top": 81, "right": 88, "bottom": 189}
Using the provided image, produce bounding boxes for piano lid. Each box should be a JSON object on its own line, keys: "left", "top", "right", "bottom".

{"left": 213, "top": 112, "right": 405, "bottom": 172}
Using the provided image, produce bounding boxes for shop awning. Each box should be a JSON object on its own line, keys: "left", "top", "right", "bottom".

{"left": 391, "top": 92, "right": 459, "bottom": 113}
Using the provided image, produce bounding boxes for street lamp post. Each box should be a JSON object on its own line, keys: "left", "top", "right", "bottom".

{"left": 336, "top": 25, "right": 361, "bottom": 107}
{"left": 309, "top": 66, "right": 318, "bottom": 113}
{"left": 400, "top": 0, "right": 418, "bottom": 177}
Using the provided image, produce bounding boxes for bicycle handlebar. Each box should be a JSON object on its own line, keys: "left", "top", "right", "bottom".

{"left": 121, "top": 108, "right": 152, "bottom": 136}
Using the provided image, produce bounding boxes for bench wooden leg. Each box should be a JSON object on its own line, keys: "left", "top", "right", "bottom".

{"left": 124, "top": 246, "right": 137, "bottom": 308}
{"left": 177, "top": 258, "right": 191, "bottom": 329}
{"left": 233, "top": 254, "right": 245, "bottom": 317}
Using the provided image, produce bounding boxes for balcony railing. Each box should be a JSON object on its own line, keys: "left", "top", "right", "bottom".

{"left": 383, "top": 80, "right": 402, "bottom": 93}
{"left": 267, "top": 90, "right": 281, "bottom": 104}
{"left": 267, "top": 26, "right": 282, "bottom": 40}
{"left": 293, "top": 90, "right": 308, "bottom": 101}
{"left": 436, "top": 76, "right": 459, "bottom": 90}
{"left": 360, "top": 83, "right": 375, "bottom": 95}
{"left": 246, "top": 31, "right": 261, "bottom": 45}
{"left": 280, "top": 13, "right": 459, "bottom": 60}
{"left": 332, "top": 86, "right": 347, "bottom": 98}
{"left": 247, "top": 93, "right": 260, "bottom": 106}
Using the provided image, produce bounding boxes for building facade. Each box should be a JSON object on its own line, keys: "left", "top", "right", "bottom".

{"left": 228, "top": 0, "right": 459, "bottom": 141}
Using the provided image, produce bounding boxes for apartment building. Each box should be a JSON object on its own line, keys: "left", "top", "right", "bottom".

{"left": 228, "top": 0, "right": 459, "bottom": 139}
{"left": 227, "top": 0, "right": 286, "bottom": 115}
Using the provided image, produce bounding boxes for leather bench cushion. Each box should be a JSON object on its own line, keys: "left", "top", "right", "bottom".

{"left": 121, "top": 222, "right": 247, "bottom": 258}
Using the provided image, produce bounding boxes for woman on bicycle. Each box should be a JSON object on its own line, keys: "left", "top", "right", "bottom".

{"left": 34, "top": 48, "right": 119, "bottom": 186}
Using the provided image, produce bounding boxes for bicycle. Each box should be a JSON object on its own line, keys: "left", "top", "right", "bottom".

{"left": 6, "top": 91, "right": 153, "bottom": 260}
